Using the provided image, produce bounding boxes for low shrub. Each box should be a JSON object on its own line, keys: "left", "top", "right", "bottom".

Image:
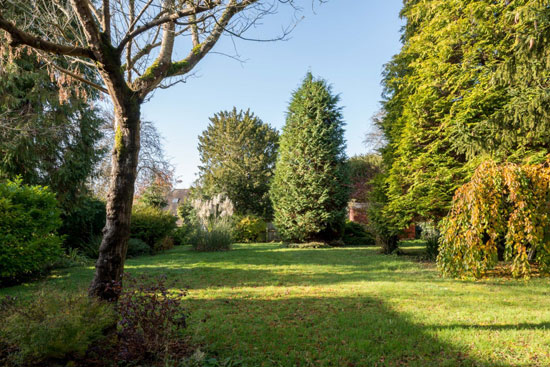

{"left": 117, "top": 274, "right": 188, "bottom": 364}
{"left": 234, "top": 215, "right": 267, "bottom": 243}
{"left": 342, "top": 221, "right": 375, "bottom": 246}
{"left": 0, "top": 290, "right": 116, "bottom": 366}
{"left": 130, "top": 205, "right": 177, "bottom": 251}
{"left": 154, "top": 235, "right": 174, "bottom": 252}
{"left": 0, "top": 179, "right": 63, "bottom": 281}
{"left": 59, "top": 195, "right": 106, "bottom": 252}
{"left": 173, "top": 224, "right": 193, "bottom": 246}
{"left": 190, "top": 219, "right": 233, "bottom": 252}
{"left": 284, "top": 242, "right": 331, "bottom": 249}
{"left": 126, "top": 238, "right": 152, "bottom": 258}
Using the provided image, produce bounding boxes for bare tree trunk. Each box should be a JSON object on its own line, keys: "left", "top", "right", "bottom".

{"left": 89, "top": 92, "right": 141, "bottom": 301}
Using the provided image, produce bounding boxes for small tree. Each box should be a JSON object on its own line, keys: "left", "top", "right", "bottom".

{"left": 197, "top": 108, "right": 278, "bottom": 219}
{"left": 438, "top": 160, "right": 550, "bottom": 279}
{"left": 270, "top": 73, "right": 349, "bottom": 243}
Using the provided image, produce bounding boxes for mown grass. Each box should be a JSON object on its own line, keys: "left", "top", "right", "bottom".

{"left": 2, "top": 241, "right": 550, "bottom": 366}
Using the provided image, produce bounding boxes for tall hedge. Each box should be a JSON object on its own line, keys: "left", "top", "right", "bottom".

{"left": 0, "top": 179, "right": 63, "bottom": 279}
{"left": 270, "top": 73, "right": 349, "bottom": 242}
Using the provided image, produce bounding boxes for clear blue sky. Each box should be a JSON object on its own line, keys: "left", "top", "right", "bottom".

{"left": 142, "top": 0, "right": 404, "bottom": 187}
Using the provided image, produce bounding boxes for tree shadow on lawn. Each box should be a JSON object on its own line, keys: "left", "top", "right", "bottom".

{"left": 185, "top": 295, "right": 514, "bottom": 367}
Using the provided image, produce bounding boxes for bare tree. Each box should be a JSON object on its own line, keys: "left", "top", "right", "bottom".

{"left": 0, "top": 0, "right": 305, "bottom": 300}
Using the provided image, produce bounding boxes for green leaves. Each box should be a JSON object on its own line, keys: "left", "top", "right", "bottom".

{"left": 197, "top": 108, "right": 279, "bottom": 220}
{"left": 0, "top": 179, "right": 63, "bottom": 279}
{"left": 270, "top": 73, "right": 349, "bottom": 243}
{"left": 378, "top": 0, "right": 550, "bottom": 230}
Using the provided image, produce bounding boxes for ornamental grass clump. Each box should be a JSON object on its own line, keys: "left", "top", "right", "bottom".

{"left": 189, "top": 194, "right": 234, "bottom": 251}
{"left": 438, "top": 160, "right": 550, "bottom": 278}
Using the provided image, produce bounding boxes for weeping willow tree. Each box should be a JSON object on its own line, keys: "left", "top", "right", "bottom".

{"left": 438, "top": 160, "right": 550, "bottom": 279}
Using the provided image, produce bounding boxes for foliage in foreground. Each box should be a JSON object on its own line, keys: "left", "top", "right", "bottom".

{"left": 0, "top": 179, "right": 63, "bottom": 280}
{"left": 270, "top": 73, "right": 349, "bottom": 243}
{"left": 438, "top": 160, "right": 550, "bottom": 278}
{"left": 0, "top": 275, "right": 189, "bottom": 367}
{"left": 0, "top": 290, "right": 115, "bottom": 365}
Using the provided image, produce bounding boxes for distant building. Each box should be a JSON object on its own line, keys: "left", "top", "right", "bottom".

{"left": 165, "top": 188, "right": 190, "bottom": 216}
{"left": 348, "top": 201, "right": 369, "bottom": 225}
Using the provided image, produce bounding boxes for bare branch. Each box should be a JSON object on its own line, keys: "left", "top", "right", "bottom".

{"left": 117, "top": 1, "right": 221, "bottom": 53}
{"left": 102, "top": 0, "right": 111, "bottom": 38}
{"left": 0, "top": 11, "right": 94, "bottom": 58}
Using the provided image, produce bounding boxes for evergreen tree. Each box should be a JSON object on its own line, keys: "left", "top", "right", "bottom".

{"left": 197, "top": 108, "right": 279, "bottom": 219}
{"left": 0, "top": 53, "right": 104, "bottom": 210}
{"left": 270, "top": 73, "right": 349, "bottom": 243}
{"left": 377, "top": 0, "right": 550, "bottom": 231}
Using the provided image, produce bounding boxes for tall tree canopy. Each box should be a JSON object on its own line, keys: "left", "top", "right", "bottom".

{"left": 197, "top": 108, "right": 278, "bottom": 219}
{"left": 377, "top": 0, "right": 550, "bottom": 232}
{"left": 270, "top": 73, "right": 349, "bottom": 243}
{"left": 0, "top": 0, "right": 311, "bottom": 300}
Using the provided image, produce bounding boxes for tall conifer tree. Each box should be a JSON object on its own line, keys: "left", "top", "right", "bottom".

{"left": 270, "top": 73, "right": 349, "bottom": 242}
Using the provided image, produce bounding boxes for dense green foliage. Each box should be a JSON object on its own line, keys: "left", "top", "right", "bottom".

{"left": 138, "top": 181, "right": 170, "bottom": 209}
{"left": 0, "top": 54, "right": 104, "bottom": 211}
{"left": 0, "top": 290, "right": 115, "bottom": 365}
{"left": 234, "top": 215, "right": 267, "bottom": 243}
{"left": 59, "top": 196, "right": 106, "bottom": 251}
{"left": 0, "top": 179, "right": 63, "bottom": 280}
{"left": 342, "top": 221, "right": 374, "bottom": 246}
{"left": 270, "top": 73, "right": 349, "bottom": 242}
{"left": 130, "top": 206, "right": 177, "bottom": 253}
{"left": 438, "top": 160, "right": 550, "bottom": 278}
{"left": 197, "top": 108, "right": 279, "bottom": 219}
{"left": 377, "top": 0, "right": 550, "bottom": 232}
{"left": 126, "top": 238, "right": 153, "bottom": 258}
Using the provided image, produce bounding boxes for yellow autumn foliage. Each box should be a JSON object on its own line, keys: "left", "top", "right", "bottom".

{"left": 437, "top": 160, "right": 550, "bottom": 278}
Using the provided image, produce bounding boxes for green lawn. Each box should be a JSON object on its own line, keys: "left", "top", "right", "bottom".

{"left": 2, "top": 242, "right": 550, "bottom": 366}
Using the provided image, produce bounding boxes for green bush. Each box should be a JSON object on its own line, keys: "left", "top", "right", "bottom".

{"left": 0, "top": 179, "right": 63, "bottom": 280}
{"left": 59, "top": 195, "right": 106, "bottom": 252}
{"left": 0, "top": 290, "right": 115, "bottom": 365}
{"left": 173, "top": 225, "right": 193, "bottom": 246}
{"left": 130, "top": 205, "right": 177, "bottom": 252}
{"left": 342, "top": 221, "right": 375, "bottom": 246}
{"left": 234, "top": 215, "right": 266, "bottom": 243}
{"left": 190, "top": 219, "right": 233, "bottom": 252}
{"left": 127, "top": 238, "right": 152, "bottom": 258}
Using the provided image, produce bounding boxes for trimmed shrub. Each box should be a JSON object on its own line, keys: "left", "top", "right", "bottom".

{"left": 190, "top": 219, "right": 233, "bottom": 252}
{"left": 0, "top": 179, "right": 63, "bottom": 280}
{"left": 59, "top": 195, "right": 106, "bottom": 251}
{"left": 126, "top": 238, "right": 152, "bottom": 258}
{"left": 234, "top": 215, "right": 267, "bottom": 243}
{"left": 130, "top": 205, "right": 177, "bottom": 252}
{"left": 343, "top": 221, "right": 375, "bottom": 246}
{"left": 0, "top": 290, "right": 115, "bottom": 365}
